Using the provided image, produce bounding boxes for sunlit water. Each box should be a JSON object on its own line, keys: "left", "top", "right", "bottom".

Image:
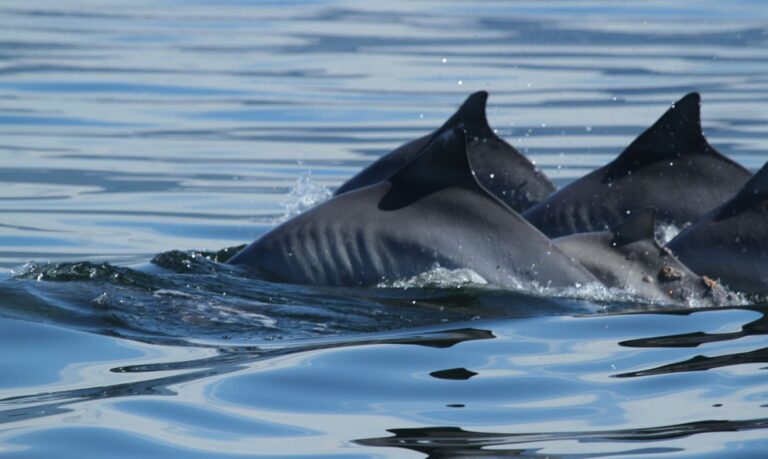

{"left": 1, "top": 1, "right": 768, "bottom": 457}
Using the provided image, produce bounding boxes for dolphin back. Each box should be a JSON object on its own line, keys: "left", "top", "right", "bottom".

{"left": 554, "top": 208, "right": 730, "bottom": 304}
{"left": 667, "top": 161, "right": 768, "bottom": 295}
{"left": 231, "top": 129, "right": 597, "bottom": 289}
{"left": 523, "top": 93, "right": 752, "bottom": 237}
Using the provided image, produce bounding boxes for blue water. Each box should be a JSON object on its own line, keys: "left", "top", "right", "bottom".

{"left": 1, "top": 1, "right": 768, "bottom": 457}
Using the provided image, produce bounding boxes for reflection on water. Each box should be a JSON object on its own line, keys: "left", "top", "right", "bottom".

{"left": 357, "top": 420, "right": 768, "bottom": 458}
{"left": 0, "top": 323, "right": 493, "bottom": 426}
{"left": 4, "top": 307, "right": 768, "bottom": 457}
{"left": 1, "top": 0, "right": 768, "bottom": 457}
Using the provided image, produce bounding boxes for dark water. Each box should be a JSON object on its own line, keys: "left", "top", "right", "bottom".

{"left": 1, "top": 1, "right": 768, "bottom": 457}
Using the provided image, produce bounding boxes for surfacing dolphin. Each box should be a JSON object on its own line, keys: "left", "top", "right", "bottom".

{"left": 554, "top": 208, "right": 732, "bottom": 305}
{"left": 229, "top": 129, "right": 598, "bottom": 289}
{"left": 334, "top": 91, "right": 555, "bottom": 212}
{"left": 523, "top": 93, "right": 752, "bottom": 238}
{"left": 667, "top": 161, "right": 768, "bottom": 296}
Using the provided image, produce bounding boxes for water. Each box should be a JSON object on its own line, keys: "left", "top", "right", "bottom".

{"left": 1, "top": 1, "right": 768, "bottom": 457}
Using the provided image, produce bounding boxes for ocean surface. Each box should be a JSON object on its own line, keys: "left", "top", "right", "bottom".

{"left": 1, "top": 1, "right": 768, "bottom": 457}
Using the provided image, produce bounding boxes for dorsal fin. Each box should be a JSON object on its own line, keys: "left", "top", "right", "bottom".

{"left": 334, "top": 91, "right": 504, "bottom": 198}
{"left": 715, "top": 161, "right": 768, "bottom": 220}
{"left": 611, "top": 207, "right": 657, "bottom": 245}
{"left": 389, "top": 128, "right": 473, "bottom": 190}
{"left": 379, "top": 129, "right": 478, "bottom": 210}
{"left": 439, "top": 91, "right": 494, "bottom": 138}
{"left": 604, "top": 93, "right": 713, "bottom": 180}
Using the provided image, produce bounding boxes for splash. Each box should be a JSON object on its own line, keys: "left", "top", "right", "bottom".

{"left": 534, "top": 279, "right": 747, "bottom": 309}
{"left": 150, "top": 245, "right": 245, "bottom": 271}
{"left": 656, "top": 223, "right": 685, "bottom": 245}
{"left": 527, "top": 281, "right": 644, "bottom": 305}
{"left": 379, "top": 265, "right": 489, "bottom": 289}
{"left": 372, "top": 262, "right": 748, "bottom": 308}
{"left": 275, "top": 172, "right": 333, "bottom": 223}
{"left": 376, "top": 267, "right": 662, "bottom": 306}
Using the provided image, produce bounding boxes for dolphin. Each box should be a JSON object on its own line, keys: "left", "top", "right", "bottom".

{"left": 523, "top": 93, "right": 752, "bottom": 238}
{"left": 229, "top": 129, "right": 599, "bottom": 289}
{"left": 667, "top": 161, "right": 768, "bottom": 296}
{"left": 335, "top": 91, "right": 555, "bottom": 212}
{"left": 554, "top": 208, "right": 732, "bottom": 305}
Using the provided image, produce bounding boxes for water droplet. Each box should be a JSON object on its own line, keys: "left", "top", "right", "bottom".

{"left": 585, "top": 126, "right": 592, "bottom": 132}
{"left": 419, "top": 113, "right": 424, "bottom": 119}
{"left": 541, "top": 123, "right": 546, "bottom": 128}
{"left": 457, "top": 80, "right": 463, "bottom": 85}
{"left": 489, "top": 173, "right": 495, "bottom": 179}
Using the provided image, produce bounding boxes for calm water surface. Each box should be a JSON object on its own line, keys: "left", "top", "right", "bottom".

{"left": 1, "top": 1, "right": 768, "bottom": 457}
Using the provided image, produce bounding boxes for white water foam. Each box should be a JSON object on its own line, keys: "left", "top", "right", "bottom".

{"left": 656, "top": 223, "right": 685, "bottom": 245}
{"left": 378, "top": 265, "right": 489, "bottom": 289}
{"left": 380, "top": 269, "right": 659, "bottom": 305}
{"left": 528, "top": 281, "right": 647, "bottom": 304}
{"left": 530, "top": 279, "right": 748, "bottom": 308}
{"left": 275, "top": 172, "right": 333, "bottom": 223}
{"left": 378, "top": 264, "right": 749, "bottom": 308}
{"left": 376, "top": 265, "right": 635, "bottom": 303}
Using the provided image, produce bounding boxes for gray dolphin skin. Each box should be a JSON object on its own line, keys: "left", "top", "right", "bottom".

{"left": 229, "top": 129, "right": 598, "bottom": 289}
{"left": 334, "top": 91, "right": 555, "bottom": 212}
{"left": 523, "top": 93, "right": 752, "bottom": 238}
{"left": 554, "top": 208, "right": 731, "bottom": 304}
{"left": 667, "top": 161, "right": 768, "bottom": 296}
